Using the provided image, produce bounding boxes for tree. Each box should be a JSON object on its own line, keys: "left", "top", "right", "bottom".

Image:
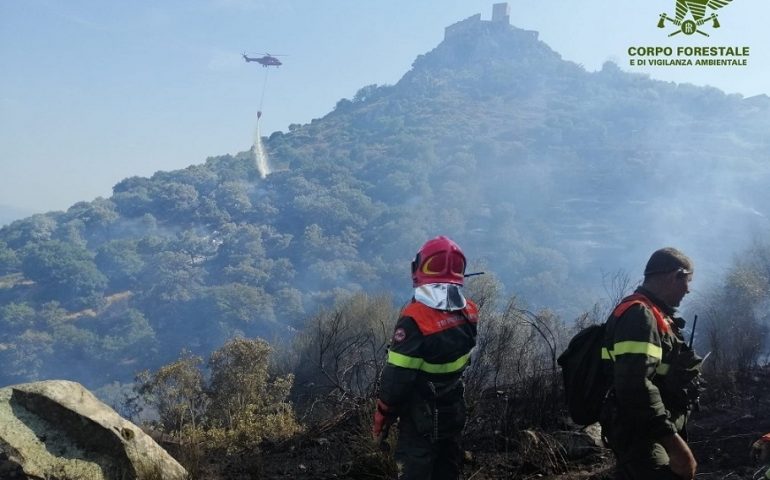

{"left": 136, "top": 351, "right": 208, "bottom": 433}
{"left": 2, "top": 214, "right": 59, "bottom": 249}
{"left": 209, "top": 224, "right": 266, "bottom": 282}
{"left": 699, "top": 251, "right": 770, "bottom": 375}
{"left": 137, "top": 340, "right": 299, "bottom": 454}
{"left": 64, "top": 198, "right": 119, "bottom": 230}
{"left": 353, "top": 84, "right": 380, "bottom": 103}
{"left": 0, "top": 302, "right": 37, "bottom": 330}
{"left": 0, "top": 303, "right": 44, "bottom": 383}
{"left": 140, "top": 250, "right": 203, "bottom": 303}
{"left": 21, "top": 240, "right": 107, "bottom": 310}
{"left": 172, "top": 230, "right": 218, "bottom": 267}
{"left": 463, "top": 290, "right": 566, "bottom": 431}
{"left": 206, "top": 337, "right": 299, "bottom": 448}
{"left": 95, "top": 239, "right": 144, "bottom": 291}
{"left": 100, "top": 308, "right": 157, "bottom": 360}
{"left": 292, "top": 293, "right": 395, "bottom": 419}
{"left": 214, "top": 181, "right": 253, "bottom": 215}
{"left": 0, "top": 328, "right": 54, "bottom": 383}
{"left": 274, "top": 287, "right": 305, "bottom": 327}
{"left": 112, "top": 176, "right": 153, "bottom": 217}
{"left": 152, "top": 182, "right": 199, "bottom": 220}
{"left": 0, "top": 240, "right": 20, "bottom": 273}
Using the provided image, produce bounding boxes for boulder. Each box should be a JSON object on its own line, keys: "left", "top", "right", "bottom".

{"left": 551, "top": 423, "right": 604, "bottom": 459}
{"left": 0, "top": 380, "right": 187, "bottom": 480}
{"left": 518, "top": 423, "right": 604, "bottom": 460}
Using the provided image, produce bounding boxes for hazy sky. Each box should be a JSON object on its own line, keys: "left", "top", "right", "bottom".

{"left": 1, "top": 0, "right": 768, "bottom": 218}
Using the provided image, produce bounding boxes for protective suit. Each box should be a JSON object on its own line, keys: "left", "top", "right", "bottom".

{"left": 373, "top": 236, "right": 478, "bottom": 480}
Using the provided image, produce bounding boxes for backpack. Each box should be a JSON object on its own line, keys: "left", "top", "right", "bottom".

{"left": 557, "top": 293, "right": 665, "bottom": 425}
{"left": 557, "top": 323, "right": 608, "bottom": 426}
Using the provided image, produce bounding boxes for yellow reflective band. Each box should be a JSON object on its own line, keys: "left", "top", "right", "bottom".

{"left": 656, "top": 363, "right": 670, "bottom": 375}
{"left": 608, "top": 341, "right": 662, "bottom": 360}
{"left": 387, "top": 351, "right": 470, "bottom": 373}
{"left": 387, "top": 351, "right": 423, "bottom": 369}
{"left": 765, "top": 467, "right": 770, "bottom": 480}
{"left": 601, "top": 347, "right": 612, "bottom": 360}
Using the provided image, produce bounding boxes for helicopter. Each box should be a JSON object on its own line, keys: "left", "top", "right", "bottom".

{"left": 242, "top": 53, "right": 283, "bottom": 67}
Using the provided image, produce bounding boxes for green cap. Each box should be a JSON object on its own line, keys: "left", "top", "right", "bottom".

{"left": 644, "top": 247, "right": 693, "bottom": 277}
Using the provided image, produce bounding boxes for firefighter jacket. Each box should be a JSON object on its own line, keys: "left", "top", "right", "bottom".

{"left": 601, "top": 287, "right": 702, "bottom": 442}
{"left": 378, "top": 299, "right": 478, "bottom": 436}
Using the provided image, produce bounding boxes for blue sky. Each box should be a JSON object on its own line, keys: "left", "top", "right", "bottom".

{"left": 1, "top": 0, "right": 768, "bottom": 217}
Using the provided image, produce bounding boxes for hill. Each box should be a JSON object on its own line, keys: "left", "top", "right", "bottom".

{"left": 1, "top": 14, "right": 769, "bottom": 388}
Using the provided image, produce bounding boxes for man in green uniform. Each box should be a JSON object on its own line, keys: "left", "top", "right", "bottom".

{"left": 372, "top": 236, "right": 478, "bottom": 480}
{"left": 600, "top": 247, "right": 702, "bottom": 480}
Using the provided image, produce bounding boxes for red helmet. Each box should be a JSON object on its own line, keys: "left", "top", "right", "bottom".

{"left": 411, "top": 236, "right": 466, "bottom": 287}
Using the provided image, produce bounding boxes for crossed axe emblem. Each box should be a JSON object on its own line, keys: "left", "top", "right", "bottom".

{"left": 658, "top": 12, "right": 721, "bottom": 36}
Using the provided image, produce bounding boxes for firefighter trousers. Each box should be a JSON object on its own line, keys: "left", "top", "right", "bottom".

{"left": 394, "top": 415, "right": 463, "bottom": 480}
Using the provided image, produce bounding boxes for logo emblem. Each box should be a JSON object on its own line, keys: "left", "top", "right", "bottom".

{"left": 393, "top": 328, "right": 407, "bottom": 343}
{"left": 421, "top": 256, "right": 441, "bottom": 275}
{"left": 658, "top": 0, "right": 733, "bottom": 37}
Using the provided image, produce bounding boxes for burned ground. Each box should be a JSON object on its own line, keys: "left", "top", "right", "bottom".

{"left": 174, "top": 366, "right": 770, "bottom": 479}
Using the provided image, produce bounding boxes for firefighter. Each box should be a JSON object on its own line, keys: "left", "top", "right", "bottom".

{"left": 600, "top": 247, "right": 702, "bottom": 480}
{"left": 372, "top": 236, "right": 478, "bottom": 480}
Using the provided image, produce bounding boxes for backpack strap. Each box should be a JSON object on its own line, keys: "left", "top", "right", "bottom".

{"left": 612, "top": 293, "right": 669, "bottom": 333}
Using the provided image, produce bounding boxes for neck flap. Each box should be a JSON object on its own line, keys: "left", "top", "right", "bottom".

{"left": 414, "top": 283, "right": 467, "bottom": 311}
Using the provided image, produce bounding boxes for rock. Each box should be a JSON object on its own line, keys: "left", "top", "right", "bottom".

{"left": 0, "top": 380, "right": 187, "bottom": 480}
{"left": 552, "top": 423, "right": 604, "bottom": 459}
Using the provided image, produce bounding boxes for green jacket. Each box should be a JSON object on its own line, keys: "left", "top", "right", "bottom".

{"left": 602, "top": 287, "right": 700, "bottom": 441}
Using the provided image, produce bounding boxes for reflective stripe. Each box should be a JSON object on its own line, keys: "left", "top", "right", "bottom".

{"left": 387, "top": 351, "right": 470, "bottom": 373}
{"left": 656, "top": 363, "right": 670, "bottom": 375}
{"left": 601, "top": 348, "right": 611, "bottom": 360}
{"left": 765, "top": 467, "right": 770, "bottom": 480}
{"left": 388, "top": 351, "right": 423, "bottom": 369}
{"left": 608, "top": 341, "right": 662, "bottom": 360}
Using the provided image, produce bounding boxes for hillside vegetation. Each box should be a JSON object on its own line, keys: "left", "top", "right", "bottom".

{"left": 1, "top": 17, "right": 770, "bottom": 389}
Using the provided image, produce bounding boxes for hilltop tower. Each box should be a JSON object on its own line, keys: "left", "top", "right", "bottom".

{"left": 492, "top": 3, "right": 510, "bottom": 24}
{"left": 444, "top": 3, "right": 535, "bottom": 41}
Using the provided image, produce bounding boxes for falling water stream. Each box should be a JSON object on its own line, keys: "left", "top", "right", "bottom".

{"left": 253, "top": 118, "right": 271, "bottom": 179}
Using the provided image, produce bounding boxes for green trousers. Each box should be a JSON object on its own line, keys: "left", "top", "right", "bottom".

{"left": 600, "top": 397, "right": 688, "bottom": 480}
{"left": 601, "top": 413, "right": 685, "bottom": 479}
{"left": 611, "top": 438, "right": 683, "bottom": 480}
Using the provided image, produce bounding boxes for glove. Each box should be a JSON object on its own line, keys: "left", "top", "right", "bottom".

{"left": 753, "top": 434, "right": 770, "bottom": 464}
{"left": 372, "top": 399, "right": 396, "bottom": 440}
